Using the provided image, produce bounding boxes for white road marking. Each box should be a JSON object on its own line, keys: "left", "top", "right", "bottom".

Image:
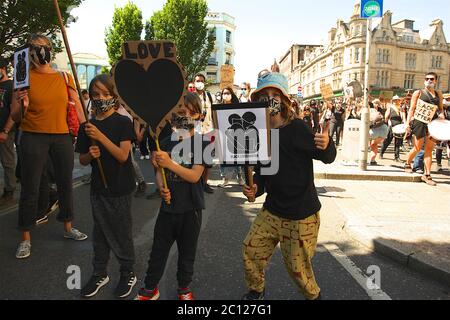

{"left": 322, "top": 243, "right": 392, "bottom": 300}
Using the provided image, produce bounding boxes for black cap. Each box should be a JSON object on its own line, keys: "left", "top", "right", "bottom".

{"left": 0, "top": 57, "right": 9, "bottom": 69}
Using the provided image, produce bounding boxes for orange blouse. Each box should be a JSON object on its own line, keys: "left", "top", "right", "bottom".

{"left": 21, "top": 69, "right": 75, "bottom": 134}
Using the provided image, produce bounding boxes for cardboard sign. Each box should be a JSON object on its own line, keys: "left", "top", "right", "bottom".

{"left": 13, "top": 46, "right": 30, "bottom": 90}
{"left": 320, "top": 84, "right": 334, "bottom": 101}
{"left": 220, "top": 65, "right": 235, "bottom": 90}
{"left": 414, "top": 99, "right": 438, "bottom": 124}
{"left": 379, "top": 91, "right": 394, "bottom": 100}
{"left": 111, "top": 41, "right": 188, "bottom": 139}
{"left": 344, "top": 85, "right": 354, "bottom": 99}
{"left": 347, "top": 80, "right": 363, "bottom": 98}
{"left": 212, "top": 102, "right": 270, "bottom": 164}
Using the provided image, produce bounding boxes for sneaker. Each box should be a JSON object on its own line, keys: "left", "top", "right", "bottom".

{"left": 421, "top": 175, "right": 437, "bottom": 186}
{"left": 369, "top": 160, "right": 378, "bottom": 166}
{"left": 135, "top": 287, "right": 160, "bottom": 300}
{"left": 16, "top": 240, "right": 31, "bottom": 259}
{"left": 134, "top": 182, "right": 147, "bottom": 198}
{"left": 145, "top": 155, "right": 150, "bottom": 160}
{"left": 437, "top": 164, "right": 443, "bottom": 172}
{"left": 178, "top": 287, "right": 194, "bottom": 300}
{"left": 114, "top": 272, "right": 137, "bottom": 298}
{"left": 241, "top": 290, "right": 265, "bottom": 300}
{"left": 204, "top": 184, "right": 214, "bottom": 194}
{"left": 36, "top": 214, "right": 49, "bottom": 225}
{"left": 80, "top": 275, "right": 110, "bottom": 298}
{"left": 47, "top": 199, "right": 59, "bottom": 216}
{"left": 379, "top": 153, "right": 384, "bottom": 159}
{"left": 64, "top": 228, "right": 88, "bottom": 241}
{"left": 140, "top": 156, "right": 145, "bottom": 160}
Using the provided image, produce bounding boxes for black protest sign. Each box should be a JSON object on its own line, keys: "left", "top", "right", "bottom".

{"left": 212, "top": 102, "right": 271, "bottom": 165}
{"left": 13, "top": 46, "right": 30, "bottom": 90}
{"left": 111, "top": 41, "right": 188, "bottom": 138}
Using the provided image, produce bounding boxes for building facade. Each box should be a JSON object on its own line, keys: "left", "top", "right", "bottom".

{"left": 280, "top": 3, "right": 450, "bottom": 101}
{"left": 204, "top": 12, "right": 236, "bottom": 85}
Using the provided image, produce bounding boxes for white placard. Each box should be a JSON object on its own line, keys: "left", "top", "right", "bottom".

{"left": 13, "top": 47, "right": 30, "bottom": 90}
{"left": 414, "top": 99, "right": 438, "bottom": 124}
{"left": 213, "top": 103, "right": 270, "bottom": 164}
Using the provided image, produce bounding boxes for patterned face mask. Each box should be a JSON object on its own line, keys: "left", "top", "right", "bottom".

{"left": 31, "top": 45, "right": 51, "bottom": 65}
{"left": 91, "top": 98, "right": 116, "bottom": 114}
{"left": 258, "top": 95, "right": 282, "bottom": 116}
{"left": 170, "top": 113, "right": 196, "bottom": 131}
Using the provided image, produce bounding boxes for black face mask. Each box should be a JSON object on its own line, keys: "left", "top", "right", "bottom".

{"left": 31, "top": 45, "right": 52, "bottom": 65}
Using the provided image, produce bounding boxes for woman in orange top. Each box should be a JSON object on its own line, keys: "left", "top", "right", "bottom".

{"left": 11, "top": 34, "right": 87, "bottom": 259}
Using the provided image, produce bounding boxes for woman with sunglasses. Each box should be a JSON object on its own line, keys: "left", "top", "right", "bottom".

{"left": 404, "top": 72, "right": 445, "bottom": 186}
{"left": 11, "top": 34, "right": 88, "bottom": 259}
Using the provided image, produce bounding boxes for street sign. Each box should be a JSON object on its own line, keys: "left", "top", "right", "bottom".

{"left": 361, "top": 0, "right": 383, "bottom": 19}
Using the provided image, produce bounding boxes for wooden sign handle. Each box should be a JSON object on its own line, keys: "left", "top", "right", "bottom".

{"left": 247, "top": 166, "right": 255, "bottom": 203}
{"left": 155, "top": 139, "right": 170, "bottom": 205}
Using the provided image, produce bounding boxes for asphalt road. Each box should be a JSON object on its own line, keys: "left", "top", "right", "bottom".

{"left": 0, "top": 158, "right": 449, "bottom": 300}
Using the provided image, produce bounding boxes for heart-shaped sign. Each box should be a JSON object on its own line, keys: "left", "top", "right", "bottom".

{"left": 112, "top": 41, "right": 188, "bottom": 138}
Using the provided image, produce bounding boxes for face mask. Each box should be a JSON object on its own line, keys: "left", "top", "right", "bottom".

{"left": 170, "top": 113, "right": 196, "bottom": 131}
{"left": 91, "top": 98, "right": 116, "bottom": 114}
{"left": 241, "top": 89, "right": 248, "bottom": 96}
{"left": 188, "top": 87, "right": 196, "bottom": 93}
{"left": 424, "top": 81, "right": 435, "bottom": 89}
{"left": 259, "top": 95, "right": 282, "bottom": 116}
{"left": 31, "top": 45, "right": 51, "bottom": 65}
{"left": 223, "top": 94, "right": 232, "bottom": 102}
{"left": 195, "top": 82, "right": 205, "bottom": 91}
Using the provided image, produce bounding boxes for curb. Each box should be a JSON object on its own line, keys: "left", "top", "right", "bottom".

{"left": 343, "top": 223, "right": 450, "bottom": 287}
{"left": 315, "top": 172, "right": 422, "bottom": 182}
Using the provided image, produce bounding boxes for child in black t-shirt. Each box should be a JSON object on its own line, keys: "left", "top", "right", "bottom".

{"left": 136, "top": 92, "right": 208, "bottom": 301}
{"left": 75, "top": 74, "right": 137, "bottom": 299}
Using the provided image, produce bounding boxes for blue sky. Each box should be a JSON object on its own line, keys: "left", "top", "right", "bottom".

{"left": 67, "top": 0, "right": 450, "bottom": 86}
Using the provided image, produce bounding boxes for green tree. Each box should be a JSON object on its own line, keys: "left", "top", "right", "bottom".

{"left": 145, "top": 0, "right": 215, "bottom": 78}
{"left": 0, "top": 0, "right": 83, "bottom": 57}
{"left": 105, "top": 2, "right": 143, "bottom": 66}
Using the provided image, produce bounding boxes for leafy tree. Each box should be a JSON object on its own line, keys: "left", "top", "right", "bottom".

{"left": 105, "top": 2, "right": 143, "bottom": 66}
{"left": 145, "top": 0, "right": 214, "bottom": 78}
{"left": 0, "top": 0, "right": 83, "bottom": 57}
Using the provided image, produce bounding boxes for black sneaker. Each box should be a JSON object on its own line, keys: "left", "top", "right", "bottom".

{"left": 80, "top": 275, "right": 110, "bottom": 298}
{"left": 204, "top": 184, "right": 214, "bottom": 194}
{"left": 242, "top": 290, "right": 265, "bottom": 300}
{"left": 114, "top": 272, "right": 137, "bottom": 298}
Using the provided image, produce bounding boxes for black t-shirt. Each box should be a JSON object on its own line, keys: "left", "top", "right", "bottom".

{"left": 254, "top": 119, "right": 337, "bottom": 221}
{"left": 331, "top": 105, "right": 345, "bottom": 123}
{"left": 75, "top": 112, "right": 136, "bottom": 197}
{"left": 159, "top": 133, "right": 209, "bottom": 214}
{"left": 310, "top": 105, "right": 320, "bottom": 125}
{"left": 0, "top": 80, "right": 13, "bottom": 131}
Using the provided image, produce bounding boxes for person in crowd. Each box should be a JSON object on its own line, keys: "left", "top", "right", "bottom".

{"left": 218, "top": 87, "right": 245, "bottom": 187}
{"left": 404, "top": 72, "right": 445, "bottom": 186}
{"left": 380, "top": 96, "right": 406, "bottom": 162}
{"left": 0, "top": 57, "right": 17, "bottom": 206}
{"left": 136, "top": 92, "right": 209, "bottom": 301}
{"left": 76, "top": 74, "right": 137, "bottom": 298}
{"left": 241, "top": 70, "right": 336, "bottom": 300}
{"left": 238, "top": 82, "right": 252, "bottom": 103}
{"left": 11, "top": 34, "right": 87, "bottom": 259}
{"left": 368, "top": 99, "right": 389, "bottom": 165}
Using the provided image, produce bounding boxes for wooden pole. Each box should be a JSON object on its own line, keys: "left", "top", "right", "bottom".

{"left": 246, "top": 166, "right": 255, "bottom": 203}
{"left": 155, "top": 139, "right": 170, "bottom": 204}
{"left": 53, "top": 0, "right": 108, "bottom": 188}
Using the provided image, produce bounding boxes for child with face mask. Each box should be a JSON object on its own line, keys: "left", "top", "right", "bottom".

{"left": 75, "top": 74, "right": 137, "bottom": 299}
{"left": 241, "top": 70, "right": 336, "bottom": 300}
{"left": 136, "top": 92, "right": 210, "bottom": 301}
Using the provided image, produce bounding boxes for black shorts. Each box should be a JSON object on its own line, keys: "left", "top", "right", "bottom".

{"left": 411, "top": 120, "right": 428, "bottom": 140}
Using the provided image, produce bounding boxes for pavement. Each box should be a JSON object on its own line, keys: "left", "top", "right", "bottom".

{"left": 315, "top": 143, "right": 450, "bottom": 287}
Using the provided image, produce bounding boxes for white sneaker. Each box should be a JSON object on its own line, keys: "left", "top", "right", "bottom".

{"left": 16, "top": 240, "right": 31, "bottom": 259}
{"left": 145, "top": 155, "right": 150, "bottom": 160}
{"left": 64, "top": 228, "right": 88, "bottom": 241}
{"left": 140, "top": 156, "right": 145, "bottom": 160}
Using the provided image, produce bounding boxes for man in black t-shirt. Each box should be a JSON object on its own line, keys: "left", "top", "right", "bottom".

{"left": 0, "top": 57, "right": 17, "bottom": 205}
{"left": 309, "top": 99, "right": 320, "bottom": 134}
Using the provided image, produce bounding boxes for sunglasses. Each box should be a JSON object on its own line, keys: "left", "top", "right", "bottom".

{"left": 425, "top": 77, "right": 436, "bottom": 81}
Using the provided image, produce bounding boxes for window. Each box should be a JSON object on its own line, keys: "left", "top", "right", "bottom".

{"left": 404, "top": 74, "right": 415, "bottom": 89}
{"left": 206, "top": 72, "right": 216, "bottom": 82}
{"left": 320, "top": 60, "right": 327, "bottom": 72}
{"left": 376, "top": 70, "right": 389, "bottom": 87}
{"left": 320, "top": 79, "right": 326, "bottom": 87}
{"left": 349, "top": 48, "right": 353, "bottom": 64}
{"left": 402, "top": 35, "right": 414, "bottom": 43}
{"left": 405, "top": 53, "right": 417, "bottom": 70}
{"left": 208, "top": 28, "right": 216, "bottom": 40}
{"left": 432, "top": 56, "right": 443, "bottom": 69}
{"left": 225, "top": 52, "right": 232, "bottom": 65}
{"left": 226, "top": 30, "right": 231, "bottom": 43}
{"left": 377, "top": 49, "right": 391, "bottom": 63}
{"left": 333, "top": 52, "right": 343, "bottom": 67}
{"left": 355, "top": 48, "right": 360, "bottom": 63}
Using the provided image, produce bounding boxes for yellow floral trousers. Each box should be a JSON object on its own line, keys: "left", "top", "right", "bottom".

{"left": 243, "top": 208, "right": 321, "bottom": 300}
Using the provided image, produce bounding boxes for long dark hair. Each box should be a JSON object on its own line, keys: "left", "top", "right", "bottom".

{"left": 222, "top": 86, "right": 239, "bottom": 104}
{"left": 89, "top": 74, "right": 118, "bottom": 100}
